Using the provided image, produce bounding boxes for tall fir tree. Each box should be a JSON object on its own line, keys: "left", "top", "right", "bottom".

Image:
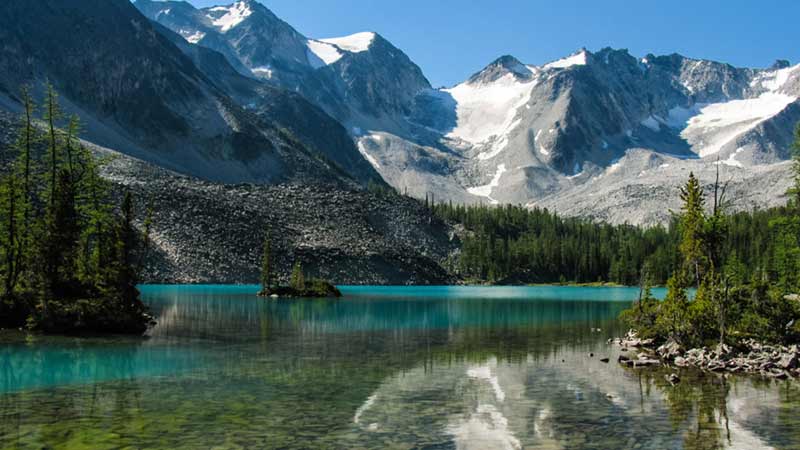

{"left": 260, "top": 232, "right": 273, "bottom": 292}
{"left": 679, "top": 172, "right": 707, "bottom": 286}
{"left": 290, "top": 261, "right": 305, "bottom": 291}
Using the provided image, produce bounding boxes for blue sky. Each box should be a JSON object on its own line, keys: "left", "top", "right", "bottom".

{"left": 187, "top": 0, "right": 800, "bottom": 87}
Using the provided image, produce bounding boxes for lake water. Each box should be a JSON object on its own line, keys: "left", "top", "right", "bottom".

{"left": 1, "top": 285, "right": 798, "bottom": 449}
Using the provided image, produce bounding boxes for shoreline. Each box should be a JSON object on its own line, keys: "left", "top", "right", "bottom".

{"left": 611, "top": 331, "right": 800, "bottom": 380}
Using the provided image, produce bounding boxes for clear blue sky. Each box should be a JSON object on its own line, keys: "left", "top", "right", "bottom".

{"left": 187, "top": 0, "right": 800, "bottom": 87}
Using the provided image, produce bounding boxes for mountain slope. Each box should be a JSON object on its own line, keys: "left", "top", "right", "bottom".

{"left": 0, "top": 111, "right": 457, "bottom": 285}
{"left": 0, "top": 0, "right": 379, "bottom": 186}
{"left": 135, "top": 0, "right": 431, "bottom": 135}
{"left": 91, "top": 1, "right": 800, "bottom": 223}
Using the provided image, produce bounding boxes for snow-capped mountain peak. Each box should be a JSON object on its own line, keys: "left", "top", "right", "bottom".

{"left": 131, "top": 0, "right": 800, "bottom": 225}
{"left": 319, "top": 32, "right": 376, "bottom": 53}
{"left": 305, "top": 32, "right": 378, "bottom": 69}
{"left": 543, "top": 49, "right": 588, "bottom": 70}
{"left": 468, "top": 55, "right": 536, "bottom": 85}
{"left": 205, "top": 1, "right": 253, "bottom": 32}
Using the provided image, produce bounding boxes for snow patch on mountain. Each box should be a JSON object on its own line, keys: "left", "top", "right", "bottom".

{"left": 306, "top": 40, "right": 343, "bottom": 68}
{"left": 544, "top": 51, "right": 587, "bottom": 70}
{"left": 319, "top": 32, "right": 375, "bottom": 53}
{"left": 206, "top": 1, "right": 252, "bottom": 32}
{"left": 357, "top": 138, "right": 381, "bottom": 169}
{"left": 184, "top": 30, "right": 206, "bottom": 44}
{"left": 467, "top": 164, "right": 507, "bottom": 204}
{"left": 751, "top": 64, "right": 799, "bottom": 92}
{"left": 719, "top": 148, "right": 745, "bottom": 168}
{"left": 252, "top": 66, "right": 273, "bottom": 78}
{"left": 680, "top": 92, "right": 796, "bottom": 157}
{"left": 444, "top": 74, "right": 537, "bottom": 158}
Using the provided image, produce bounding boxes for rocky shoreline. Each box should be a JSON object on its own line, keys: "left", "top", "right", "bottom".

{"left": 610, "top": 331, "right": 800, "bottom": 380}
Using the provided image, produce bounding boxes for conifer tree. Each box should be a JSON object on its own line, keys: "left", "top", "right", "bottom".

{"left": 679, "top": 172, "right": 707, "bottom": 286}
{"left": 290, "top": 261, "right": 305, "bottom": 291}
{"left": 792, "top": 123, "right": 800, "bottom": 208}
{"left": 1, "top": 156, "right": 20, "bottom": 298}
{"left": 44, "top": 84, "right": 61, "bottom": 207}
{"left": 260, "top": 232, "right": 273, "bottom": 292}
{"left": 112, "top": 191, "right": 141, "bottom": 306}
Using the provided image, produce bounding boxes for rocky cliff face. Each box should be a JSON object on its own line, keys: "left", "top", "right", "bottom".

{"left": 0, "top": 0, "right": 380, "bottom": 188}
{"left": 135, "top": 0, "right": 431, "bottom": 134}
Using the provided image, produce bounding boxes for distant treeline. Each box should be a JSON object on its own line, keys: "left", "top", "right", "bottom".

{"left": 431, "top": 201, "right": 795, "bottom": 287}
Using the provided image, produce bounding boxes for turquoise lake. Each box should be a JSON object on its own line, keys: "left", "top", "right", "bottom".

{"left": 1, "top": 285, "right": 798, "bottom": 449}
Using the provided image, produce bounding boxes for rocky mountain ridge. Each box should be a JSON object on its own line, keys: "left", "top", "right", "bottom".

{"left": 137, "top": 0, "right": 799, "bottom": 225}
{"left": 0, "top": 0, "right": 382, "bottom": 188}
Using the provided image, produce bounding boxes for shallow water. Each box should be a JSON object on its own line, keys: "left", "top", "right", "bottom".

{"left": 0, "top": 285, "right": 798, "bottom": 449}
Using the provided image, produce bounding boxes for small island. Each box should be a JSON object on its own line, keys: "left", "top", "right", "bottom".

{"left": 0, "top": 88, "right": 154, "bottom": 335}
{"left": 256, "top": 236, "right": 341, "bottom": 299}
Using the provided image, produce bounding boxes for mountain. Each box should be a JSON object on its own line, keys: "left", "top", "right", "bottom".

{"left": 135, "top": 0, "right": 431, "bottom": 135}
{"left": 138, "top": 0, "right": 800, "bottom": 224}
{"left": 400, "top": 49, "right": 800, "bottom": 208}
{"left": 4, "top": 0, "right": 797, "bottom": 226}
{"left": 0, "top": 111, "right": 457, "bottom": 285}
{"left": 0, "top": 0, "right": 381, "bottom": 186}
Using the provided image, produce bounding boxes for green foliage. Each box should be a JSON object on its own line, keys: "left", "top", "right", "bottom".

{"left": 790, "top": 122, "right": 800, "bottom": 208}
{"left": 432, "top": 202, "right": 679, "bottom": 285}
{"left": 622, "top": 153, "right": 800, "bottom": 347}
{"left": 290, "top": 261, "right": 305, "bottom": 292}
{"left": 679, "top": 172, "right": 708, "bottom": 285}
{"left": 260, "top": 232, "right": 273, "bottom": 291}
{"left": 0, "top": 86, "right": 152, "bottom": 333}
{"left": 619, "top": 284, "right": 661, "bottom": 340}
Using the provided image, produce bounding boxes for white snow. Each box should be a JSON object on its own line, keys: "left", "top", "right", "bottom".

{"left": 719, "top": 147, "right": 745, "bottom": 168}
{"left": 207, "top": 2, "right": 252, "bottom": 32}
{"left": 319, "top": 32, "right": 375, "bottom": 53}
{"left": 252, "top": 66, "right": 273, "bottom": 79}
{"left": 751, "top": 64, "right": 799, "bottom": 92}
{"left": 468, "top": 164, "right": 507, "bottom": 205}
{"left": 306, "top": 40, "right": 343, "bottom": 68}
{"left": 184, "top": 31, "right": 206, "bottom": 44}
{"left": 544, "top": 51, "right": 587, "bottom": 70}
{"left": 665, "top": 104, "right": 704, "bottom": 128}
{"left": 680, "top": 92, "right": 796, "bottom": 157}
{"left": 444, "top": 73, "right": 538, "bottom": 160}
{"left": 357, "top": 140, "right": 381, "bottom": 170}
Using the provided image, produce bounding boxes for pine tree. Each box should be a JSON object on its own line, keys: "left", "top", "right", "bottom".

{"left": 113, "top": 191, "right": 141, "bottom": 306}
{"left": 290, "top": 261, "right": 305, "bottom": 291}
{"left": 679, "top": 172, "right": 707, "bottom": 286}
{"left": 791, "top": 122, "right": 800, "bottom": 208}
{"left": 0, "top": 160, "right": 20, "bottom": 298}
{"left": 44, "top": 84, "right": 61, "bottom": 207}
{"left": 260, "top": 232, "right": 273, "bottom": 292}
{"left": 1, "top": 89, "right": 39, "bottom": 299}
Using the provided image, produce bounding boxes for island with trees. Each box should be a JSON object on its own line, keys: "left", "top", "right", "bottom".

{"left": 257, "top": 233, "right": 341, "bottom": 299}
{"left": 0, "top": 87, "right": 154, "bottom": 335}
